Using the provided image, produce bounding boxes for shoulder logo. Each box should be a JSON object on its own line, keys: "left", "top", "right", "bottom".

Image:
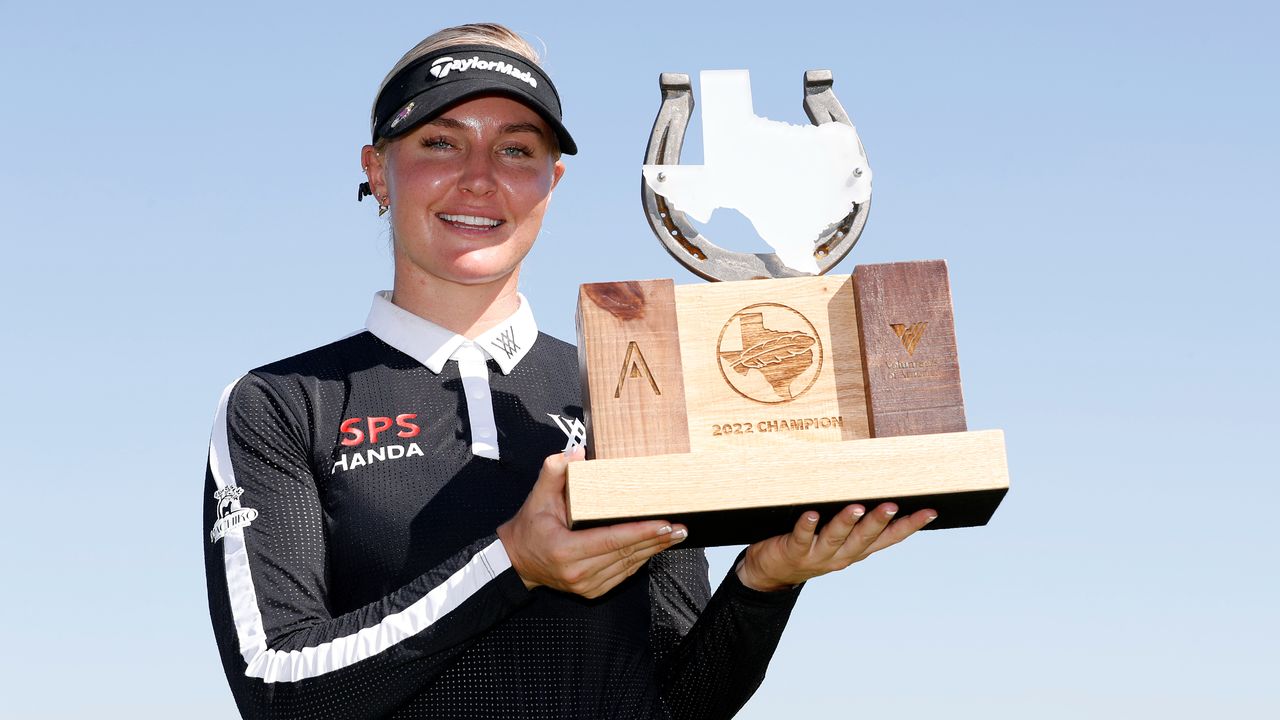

{"left": 547, "top": 413, "right": 586, "bottom": 453}
{"left": 210, "top": 486, "right": 258, "bottom": 543}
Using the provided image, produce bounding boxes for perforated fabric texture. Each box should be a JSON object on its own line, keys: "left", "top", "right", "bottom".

{"left": 204, "top": 306, "right": 801, "bottom": 719}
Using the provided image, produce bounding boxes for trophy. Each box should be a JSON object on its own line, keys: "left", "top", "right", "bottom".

{"left": 565, "top": 70, "right": 1009, "bottom": 547}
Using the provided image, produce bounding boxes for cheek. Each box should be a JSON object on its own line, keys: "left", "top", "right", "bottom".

{"left": 389, "top": 157, "right": 456, "bottom": 201}
{"left": 503, "top": 171, "right": 556, "bottom": 214}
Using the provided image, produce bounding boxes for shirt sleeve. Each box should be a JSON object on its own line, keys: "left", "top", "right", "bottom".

{"left": 203, "top": 374, "right": 531, "bottom": 719}
{"left": 648, "top": 547, "right": 803, "bottom": 720}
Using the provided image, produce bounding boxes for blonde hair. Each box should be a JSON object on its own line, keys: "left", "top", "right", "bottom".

{"left": 370, "top": 23, "right": 543, "bottom": 139}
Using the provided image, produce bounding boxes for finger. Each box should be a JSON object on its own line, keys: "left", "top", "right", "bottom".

{"left": 814, "top": 504, "right": 865, "bottom": 557}
{"left": 530, "top": 451, "right": 573, "bottom": 501}
{"left": 863, "top": 508, "right": 937, "bottom": 556}
{"left": 562, "top": 519, "right": 684, "bottom": 563}
{"left": 528, "top": 447, "right": 588, "bottom": 516}
{"left": 576, "top": 529, "right": 689, "bottom": 597}
{"left": 841, "top": 502, "right": 897, "bottom": 552}
{"left": 785, "top": 511, "right": 820, "bottom": 556}
{"left": 576, "top": 523, "right": 688, "bottom": 574}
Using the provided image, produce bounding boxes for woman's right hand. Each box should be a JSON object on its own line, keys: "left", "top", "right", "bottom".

{"left": 497, "top": 447, "right": 687, "bottom": 598}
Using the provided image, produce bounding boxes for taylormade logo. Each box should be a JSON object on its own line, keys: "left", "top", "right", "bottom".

{"left": 429, "top": 55, "right": 538, "bottom": 88}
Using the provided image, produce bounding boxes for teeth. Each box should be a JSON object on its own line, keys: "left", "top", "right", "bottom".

{"left": 439, "top": 213, "right": 502, "bottom": 227}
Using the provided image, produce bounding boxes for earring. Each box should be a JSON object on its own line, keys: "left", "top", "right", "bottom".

{"left": 378, "top": 196, "right": 389, "bottom": 216}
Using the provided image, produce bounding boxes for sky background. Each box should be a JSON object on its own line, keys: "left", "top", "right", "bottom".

{"left": 1, "top": 1, "right": 1277, "bottom": 717}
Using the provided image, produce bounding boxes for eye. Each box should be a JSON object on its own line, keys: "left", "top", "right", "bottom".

{"left": 419, "top": 136, "right": 454, "bottom": 150}
{"left": 499, "top": 144, "right": 535, "bottom": 158}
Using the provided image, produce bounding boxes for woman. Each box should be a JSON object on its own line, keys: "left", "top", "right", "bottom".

{"left": 203, "top": 23, "right": 935, "bottom": 719}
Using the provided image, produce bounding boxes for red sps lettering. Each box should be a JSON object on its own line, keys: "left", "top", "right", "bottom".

{"left": 339, "top": 418, "right": 365, "bottom": 447}
{"left": 339, "top": 414, "right": 422, "bottom": 446}
{"left": 396, "top": 414, "right": 421, "bottom": 438}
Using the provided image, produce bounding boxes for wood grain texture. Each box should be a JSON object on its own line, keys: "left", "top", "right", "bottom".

{"left": 853, "top": 260, "right": 967, "bottom": 437}
{"left": 672, "top": 275, "right": 871, "bottom": 452}
{"left": 577, "top": 279, "right": 690, "bottom": 459}
{"left": 566, "top": 430, "right": 1009, "bottom": 546}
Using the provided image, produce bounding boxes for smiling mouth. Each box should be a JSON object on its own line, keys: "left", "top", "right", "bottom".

{"left": 438, "top": 213, "right": 505, "bottom": 230}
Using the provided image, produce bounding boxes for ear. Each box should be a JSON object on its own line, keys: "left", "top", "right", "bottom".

{"left": 550, "top": 159, "right": 565, "bottom": 191}
{"left": 361, "top": 145, "right": 388, "bottom": 201}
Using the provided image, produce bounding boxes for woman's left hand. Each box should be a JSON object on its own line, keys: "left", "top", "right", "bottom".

{"left": 736, "top": 503, "right": 937, "bottom": 592}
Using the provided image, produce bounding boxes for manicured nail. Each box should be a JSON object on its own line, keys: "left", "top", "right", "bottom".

{"left": 807, "top": 513, "right": 819, "bottom": 524}
{"left": 925, "top": 513, "right": 938, "bottom": 524}
{"left": 884, "top": 506, "right": 898, "bottom": 517}
{"left": 671, "top": 528, "right": 688, "bottom": 541}
{"left": 851, "top": 506, "right": 865, "bottom": 517}
{"left": 656, "top": 525, "right": 672, "bottom": 536}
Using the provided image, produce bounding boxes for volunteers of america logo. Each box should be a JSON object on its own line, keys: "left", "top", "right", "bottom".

{"left": 716, "top": 303, "right": 823, "bottom": 404}
{"left": 890, "top": 321, "right": 928, "bottom": 355}
{"left": 210, "top": 486, "right": 259, "bottom": 544}
{"left": 548, "top": 413, "right": 586, "bottom": 452}
{"left": 428, "top": 55, "right": 538, "bottom": 88}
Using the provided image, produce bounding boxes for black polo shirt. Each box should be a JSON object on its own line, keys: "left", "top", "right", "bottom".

{"left": 204, "top": 293, "right": 801, "bottom": 719}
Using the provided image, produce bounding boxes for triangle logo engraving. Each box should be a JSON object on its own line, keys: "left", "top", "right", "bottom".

{"left": 890, "top": 322, "right": 928, "bottom": 355}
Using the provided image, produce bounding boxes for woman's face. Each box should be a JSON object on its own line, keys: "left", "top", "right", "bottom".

{"left": 365, "top": 95, "right": 565, "bottom": 289}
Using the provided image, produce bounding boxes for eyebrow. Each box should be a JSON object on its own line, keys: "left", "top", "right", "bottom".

{"left": 425, "top": 117, "right": 468, "bottom": 131}
{"left": 500, "top": 122, "right": 545, "bottom": 138}
{"left": 425, "top": 117, "right": 545, "bottom": 138}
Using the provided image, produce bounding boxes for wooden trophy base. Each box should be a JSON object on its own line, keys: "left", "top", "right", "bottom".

{"left": 567, "top": 260, "right": 1009, "bottom": 547}
{"left": 568, "top": 430, "right": 1007, "bottom": 547}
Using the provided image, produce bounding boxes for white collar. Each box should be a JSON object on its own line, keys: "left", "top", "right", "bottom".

{"left": 364, "top": 291, "right": 538, "bottom": 375}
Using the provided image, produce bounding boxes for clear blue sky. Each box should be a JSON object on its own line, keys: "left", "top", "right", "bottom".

{"left": 1, "top": 1, "right": 1276, "bottom": 717}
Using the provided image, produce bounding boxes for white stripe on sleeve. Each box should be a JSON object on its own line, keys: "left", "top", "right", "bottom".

{"left": 208, "top": 377, "right": 512, "bottom": 683}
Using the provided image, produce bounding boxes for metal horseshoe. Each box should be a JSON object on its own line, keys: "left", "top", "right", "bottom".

{"left": 641, "top": 70, "right": 871, "bottom": 282}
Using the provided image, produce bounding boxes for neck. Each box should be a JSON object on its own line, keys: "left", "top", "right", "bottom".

{"left": 390, "top": 268, "right": 522, "bottom": 339}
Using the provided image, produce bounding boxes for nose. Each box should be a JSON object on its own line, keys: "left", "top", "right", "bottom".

{"left": 458, "top": 147, "right": 498, "bottom": 197}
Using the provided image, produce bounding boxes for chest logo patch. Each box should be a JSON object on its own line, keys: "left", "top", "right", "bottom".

{"left": 332, "top": 413, "right": 425, "bottom": 474}
{"left": 547, "top": 413, "right": 586, "bottom": 453}
{"left": 210, "top": 486, "right": 259, "bottom": 543}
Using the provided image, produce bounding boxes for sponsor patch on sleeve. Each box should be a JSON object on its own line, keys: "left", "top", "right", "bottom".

{"left": 210, "top": 486, "right": 259, "bottom": 543}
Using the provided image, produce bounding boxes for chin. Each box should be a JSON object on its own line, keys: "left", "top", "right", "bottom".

{"left": 448, "top": 246, "right": 531, "bottom": 284}
{"left": 445, "top": 269, "right": 517, "bottom": 287}
{"left": 432, "top": 257, "right": 522, "bottom": 287}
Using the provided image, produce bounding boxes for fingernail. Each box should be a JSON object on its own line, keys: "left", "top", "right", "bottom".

{"left": 925, "top": 513, "right": 938, "bottom": 524}
{"left": 671, "top": 528, "right": 688, "bottom": 541}
{"left": 851, "top": 506, "right": 865, "bottom": 517}
{"left": 656, "top": 525, "right": 672, "bottom": 536}
{"left": 807, "top": 513, "right": 819, "bottom": 524}
{"left": 885, "top": 506, "right": 898, "bottom": 517}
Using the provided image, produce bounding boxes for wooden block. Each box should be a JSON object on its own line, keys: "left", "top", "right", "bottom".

{"left": 567, "top": 429, "right": 1009, "bottom": 547}
{"left": 672, "top": 275, "right": 871, "bottom": 451}
{"left": 853, "top": 260, "right": 967, "bottom": 437}
{"left": 577, "top": 280, "right": 690, "bottom": 459}
{"left": 570, "top": 268, "right": 1008, "bottom": 547}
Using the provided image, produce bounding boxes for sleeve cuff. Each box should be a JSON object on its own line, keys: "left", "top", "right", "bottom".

{"left": 486, "top": 534, "right": 533, "bottom": 603}
{"left": 723, "top": 550, "right": 804, "bottom": 606}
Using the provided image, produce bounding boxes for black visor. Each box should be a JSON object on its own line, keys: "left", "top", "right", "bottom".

{"left": 371, "top": 44, "right": 577, "bottom": 155}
